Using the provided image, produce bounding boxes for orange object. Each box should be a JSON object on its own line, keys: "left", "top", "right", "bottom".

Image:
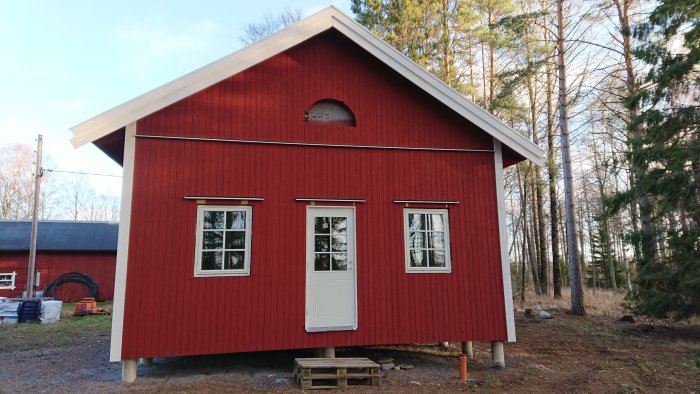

{"left": 459, "top": 353, "right": 468, "bottom": 383}
{"left": 74, "top": 302, "right": 89, "bottom": 316}
{"left": 81, "top": 298, "right": 96, "bottom": 310}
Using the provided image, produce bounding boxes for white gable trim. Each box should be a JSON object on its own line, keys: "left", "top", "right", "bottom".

{"left": 70, "top": 6, "right": 544, "bottom": 166}
{"left": 109, "top": 122, "right": 136, "bottom": 362}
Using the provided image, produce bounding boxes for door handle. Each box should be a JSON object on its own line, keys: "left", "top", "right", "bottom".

{"left": 348, "top": 260, "right": 353, "bottom": 271}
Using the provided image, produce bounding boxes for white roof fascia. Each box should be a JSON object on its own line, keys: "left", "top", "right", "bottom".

{"left": 328, "top": 8, "right": 543, "bottom": 166}
{"left": 71, "top": 6, "right": 544, "bottom": 166}
{"left": 70, "top": 8, "right": 334, "bottom": 148}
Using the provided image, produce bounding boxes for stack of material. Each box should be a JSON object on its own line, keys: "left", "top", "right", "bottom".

{"left": 0, "top": 300, "right": 62, "bottom": 324}
{"left": 294, "top": 358, "right": 381, "bottom": 389}
{"left": 0, "top": 301, "right": 20, "bottom": 324}
{"left": 40, "top": 300, "right": 62, "bottom": 324}
{"left": 73, "top": 297, "right": 109, "bottom": 316}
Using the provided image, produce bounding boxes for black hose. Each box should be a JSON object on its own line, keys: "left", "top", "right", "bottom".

{"left": 43, "top": 272, "right": 98, "bottom": 299}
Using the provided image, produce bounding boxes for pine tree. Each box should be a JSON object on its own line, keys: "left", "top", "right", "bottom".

{"left": 620, "top": 0, "right": 700, "bottom": 319}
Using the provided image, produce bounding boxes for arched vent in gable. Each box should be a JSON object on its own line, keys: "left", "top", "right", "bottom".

{"left": 304, "top": 99, "right": 356, "bottom": 127}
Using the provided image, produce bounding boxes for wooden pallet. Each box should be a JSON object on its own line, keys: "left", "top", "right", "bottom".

{"left": 294, "top": 358, "right": 381, "bottom": 390}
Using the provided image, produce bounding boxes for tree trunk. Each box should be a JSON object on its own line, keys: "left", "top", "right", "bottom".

{"left": 542, "top": 5, "right": 562, "bottom": 298}
{"left": 488, "top": 9, "right": 495, "bottom": 106}
{"left": 556, "top": 0, "right": 585, "bottom": 315}
{"left": 613, "top": 0, "right": 658, "bottom": 266}
{"left": 518, "top": 164, "right": 540, "bottom": 293}
{"left": 524, "top": 45, "right": 549, "bottom": 295}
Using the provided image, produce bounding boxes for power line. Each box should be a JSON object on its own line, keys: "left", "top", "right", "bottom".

{"left": 44, "top": 169, "right": 122, "bottom": 178}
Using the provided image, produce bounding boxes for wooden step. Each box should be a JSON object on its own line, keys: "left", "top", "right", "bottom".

{"left": 294, "top": 357, "right": 381, "bottom": 389}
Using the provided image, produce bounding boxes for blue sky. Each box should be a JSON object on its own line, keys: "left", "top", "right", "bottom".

{"left": 0, "top": 1, "right": 351, "bottom": 194}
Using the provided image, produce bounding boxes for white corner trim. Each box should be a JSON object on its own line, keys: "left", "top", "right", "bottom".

{"left": 69, "top": 6, "right": 543, "bottom": 166}
{"left": 494, "top": 140, "right": 516, "bottom": 342}
{"left": 109, "top": 123, "right": 136, "bottom": 362}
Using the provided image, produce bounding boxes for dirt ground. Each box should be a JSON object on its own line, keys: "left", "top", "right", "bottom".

{"left": 1, "top": 304, "right": 699, "bottom": 393}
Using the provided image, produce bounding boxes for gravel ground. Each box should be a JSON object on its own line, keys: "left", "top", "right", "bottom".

{"left": 2, "top": 309, "right": 699, "bottom": 393}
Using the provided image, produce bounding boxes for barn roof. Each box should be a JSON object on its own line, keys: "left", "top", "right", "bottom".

{"left": 70, "top": 6, "right": 544, "bottom": 166}
{"left": 0, "top": 220, "right": 118, "bottom": 252}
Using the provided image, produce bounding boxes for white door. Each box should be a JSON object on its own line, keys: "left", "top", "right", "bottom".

{"left": 305, "top": 207, "right": 357, "bottom": 332}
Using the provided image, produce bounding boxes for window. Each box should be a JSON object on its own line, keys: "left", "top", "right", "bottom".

{"left": 194, "top": 205, "right": 252, "bottom": 277}
{"left": 0, "top": 272, "right": 16, "bottom": 290}
{"left": 404, "top": 209, "right": 452, "bottom": 273}
{"left": 304, "top": 99, "right": 356, "bottom": 127}
{"left": 313, "top": 216, "right": 349, "bottom": 271}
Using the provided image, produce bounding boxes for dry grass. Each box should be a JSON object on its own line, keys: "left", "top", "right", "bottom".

{"left": 515, "top": 287, "right": 626, "bottom": 317}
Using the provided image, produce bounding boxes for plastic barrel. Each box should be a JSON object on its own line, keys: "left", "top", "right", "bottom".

{"left": 17, "top": 300, "right": 42, "bottom": 323}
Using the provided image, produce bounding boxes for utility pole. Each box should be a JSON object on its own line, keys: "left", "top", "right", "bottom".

{"left": 25, "top": 134, "right": 43, "bottom": 300}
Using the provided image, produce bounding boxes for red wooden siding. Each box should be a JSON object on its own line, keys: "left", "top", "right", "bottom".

{"left": 121, "top": 30, "right": 507, "bottom": 359}
{"left": 0, "top": 252, "right": 116, "bottom": 301}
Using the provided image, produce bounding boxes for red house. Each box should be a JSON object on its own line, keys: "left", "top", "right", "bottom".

{"left": 0, "top": 220, "right": 117, "bottom": 301}
{"left": 70, "top": 7, "right": 543, "bottom": 381}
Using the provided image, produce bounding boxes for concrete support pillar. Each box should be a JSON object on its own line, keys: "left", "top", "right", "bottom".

{"left": 439, "top": 342, "right": 449, "bottom": 348}
{"left": 122, "top": 359, "right": 137, "bottom": 382}
{"left": 491, "top": 341, "right": 505, "bottom": 368}
{"left": 461, "top": 341, "right": 474, "bottom": 358}
{"left": 313, "top": 347, "right": 335, "bottom": 358}
{"left": 139, "top": 358, "right": 153, "bottom": 366}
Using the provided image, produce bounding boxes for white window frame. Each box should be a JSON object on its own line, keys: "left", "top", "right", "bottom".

{"left": 403, "top": 208, "right": 452, "bottom": 273}
{"left": 194, "top": 205, "right": 253, "bottom": 277}
{"left": 0, "top": 271, "right": 17, "bottom": 290}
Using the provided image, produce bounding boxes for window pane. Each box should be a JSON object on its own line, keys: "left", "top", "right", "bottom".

{"left": 226, "top": 211, "right": 246, "bottom": 230}
{"left": 315, "top": 235, "right": 330, "bottom": 252}
{"left": 225, "top": 231, "right": 245, "bottom": 249}
{"left": 332, "top": 253, "right": 347, "bottom": 270}
{"left": 315, "top": 217, "right": 330, "bottom": 234}
{"left": 332, "top": 217, "right": 347, "bottom": 234}
{"left": 408, "top": 214, "right": 426, "bottom": 231}
{"left": 203, "top": 211, "right": 224, "bottom": 229}
{"left": 201, "top": 251, "right": 222, "bottom": 270}
{"left": 429, "top": 250, "right": 446, "bottom": 267}
{"left": 408, "top": 231, "right": 426, "bottom": 249}
{"left": 409, "top": 250, "right": 427, "bottom": 267}
{"left": 331, "top": 235, "right": 347, "bottom": 252}
{"left": 429, "top": 214, "right": 445, "bottom": 231}
{"left": 224, "top": 251, "right": 245, "bottom": 269}
{"left": 202, "top": 231, "right": 223, "bottom": 250}
{"left": 428, "top": 231, "right": 445, "bottom": 249}
{"left": 314, "top": 253, "right": 330, "bottom": 271}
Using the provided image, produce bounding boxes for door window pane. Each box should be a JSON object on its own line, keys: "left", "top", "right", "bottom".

{"left": 332, "top": 217, "right": 347, "bottom": 234}
{"left": 331, "top": 235, "right": 347, "bottom": 252}
{"left": 315, "top": 217, "right": 330, "bottom": 234}
{"left": 315, "top": 235, "right": 330, "bottom": 252}
{"left": 332, "top": 253, "right": 348, "bottom": 270}
{"left": 314, "top": 253, "right": 330, "bottom": 271}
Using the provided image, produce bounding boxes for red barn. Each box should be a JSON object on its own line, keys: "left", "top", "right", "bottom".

{"left": 70, "top": 7, "right": 543, "bottom": 381}
{"left": 0, "top": 220, "right": 117, "bottom": 302}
